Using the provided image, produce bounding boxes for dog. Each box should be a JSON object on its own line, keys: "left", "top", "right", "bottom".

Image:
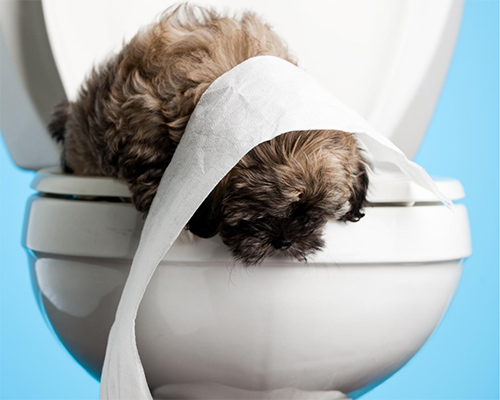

{"left": 48, "top": 4, "right": 368, "bottom": 265}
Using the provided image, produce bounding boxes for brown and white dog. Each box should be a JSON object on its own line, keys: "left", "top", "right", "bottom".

{"left": 48, "top": 4, "right": 368, "bottom": 265}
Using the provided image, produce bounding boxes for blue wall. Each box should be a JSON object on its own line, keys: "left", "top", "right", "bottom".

{"left": 364, "top": 0, "right": 499, "bottom": 399}
{"left": 1, "top": 0, "right": 498, "bottom": 399}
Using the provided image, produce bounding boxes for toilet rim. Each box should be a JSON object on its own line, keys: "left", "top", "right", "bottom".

{"left": 31, "top": 166, "right": 465, "bottom": 205}
{"left": 25, "top": 195, "right": 472, "bottom": 263}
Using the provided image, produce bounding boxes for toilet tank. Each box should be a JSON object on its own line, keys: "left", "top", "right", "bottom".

{"left": 0, "top": 0, "right": 463, "bottom": 170}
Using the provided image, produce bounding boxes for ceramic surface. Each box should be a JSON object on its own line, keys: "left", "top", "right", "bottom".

{"left": 29, "top": 253, "right": 463, "bottom": 396}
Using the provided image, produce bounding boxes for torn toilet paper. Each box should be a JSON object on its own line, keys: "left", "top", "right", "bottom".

{"left": 100, "top": 55, "right": 448, "bottom": 400}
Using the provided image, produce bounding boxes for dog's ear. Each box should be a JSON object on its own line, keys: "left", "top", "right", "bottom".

{"left": 48, "top": 100, "right": 71, "bottom": 143}
{"left": 188, "top": 184, "right": 224, "bottom": 238}
{"left": 341, "top": 166, "right": 369, "bottom": 222}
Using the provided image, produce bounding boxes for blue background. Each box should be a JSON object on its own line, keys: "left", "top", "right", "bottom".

{"left": 1, "top": 0, "right": 498, "bottom": 399}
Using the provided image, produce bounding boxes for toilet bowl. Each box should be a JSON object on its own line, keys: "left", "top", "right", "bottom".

{"left": 1, "top": 0, "right": 471, "bottom": 398}
{"left": 24, "top": 168, "right": 471, "bottom": 397}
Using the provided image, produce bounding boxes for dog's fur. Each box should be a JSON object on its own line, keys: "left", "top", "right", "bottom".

{"left": 48, "top": 4, "right": 368, "bottom": 265}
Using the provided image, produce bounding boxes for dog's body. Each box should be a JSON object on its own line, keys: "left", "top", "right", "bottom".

{"left": 49, "top": 5, "right": 368, "bottom": 265}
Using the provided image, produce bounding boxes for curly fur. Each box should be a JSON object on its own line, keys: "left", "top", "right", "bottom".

{"left": 48, "top": 4, "right": 368, "bottom": 265}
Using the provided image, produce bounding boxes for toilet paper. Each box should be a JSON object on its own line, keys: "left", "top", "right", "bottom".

{"left": 100, "top": 55, "right": 448, "bottom": 400}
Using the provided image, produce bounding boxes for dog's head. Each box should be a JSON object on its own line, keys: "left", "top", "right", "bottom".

{"left": 188, "top": 130, "right": 369, "bottom": 265}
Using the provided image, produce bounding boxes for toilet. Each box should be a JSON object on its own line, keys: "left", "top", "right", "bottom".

{"left": 0, "top": 0, "right": 472, "bottom": 398}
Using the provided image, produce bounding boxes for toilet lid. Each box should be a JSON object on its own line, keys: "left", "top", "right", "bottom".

{"left": 0, "top": 0, "right": 463, "bottom": 170}
{"left": 41, "top": 0, "right": 462, "bottom": 158}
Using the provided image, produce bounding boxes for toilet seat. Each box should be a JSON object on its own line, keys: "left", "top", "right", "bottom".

{"left": 31, "top": 167, "right": 465, "bottom": 204}
{"left": 26, "top": 168, "right": 471, "bottom": 264}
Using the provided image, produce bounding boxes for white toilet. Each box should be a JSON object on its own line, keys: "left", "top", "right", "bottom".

{"left": 0, "top": 0, "right": 472, "bottom": 398}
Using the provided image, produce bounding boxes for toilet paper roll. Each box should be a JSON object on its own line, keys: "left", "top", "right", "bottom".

{"left": 100, "top": 56, "right": 448, "bottom": 400}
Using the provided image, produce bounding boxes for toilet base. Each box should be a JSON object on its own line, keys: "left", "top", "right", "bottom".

{"left": 152, "top": 383, "right": 348, "bottom": 399}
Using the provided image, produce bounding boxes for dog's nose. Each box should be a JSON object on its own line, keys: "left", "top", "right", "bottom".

{"left": 273, "top": 238, "right": 292, "bottom": 250}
